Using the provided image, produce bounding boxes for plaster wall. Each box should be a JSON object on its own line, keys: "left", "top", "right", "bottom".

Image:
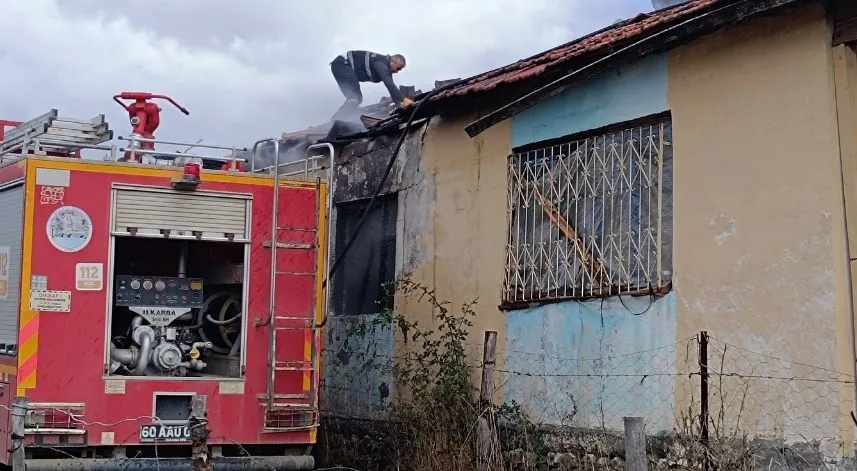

{"left": 668, "top": 2, "right": 850, "bottom": 445}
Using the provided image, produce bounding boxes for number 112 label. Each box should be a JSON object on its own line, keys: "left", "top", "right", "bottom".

{"left": 75, "top": 263, "right": 103, "bottom": 291}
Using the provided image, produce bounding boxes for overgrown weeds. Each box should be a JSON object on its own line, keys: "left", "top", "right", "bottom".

{"left": 318, "top": 274, "right": 484, "bottom": 470}
{"left": 316, "top": 276, "right": 842, "bottom": 470}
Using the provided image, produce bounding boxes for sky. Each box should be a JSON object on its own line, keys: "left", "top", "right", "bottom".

{"left": 0, "top": 0, "right": 653, "bottom": 156}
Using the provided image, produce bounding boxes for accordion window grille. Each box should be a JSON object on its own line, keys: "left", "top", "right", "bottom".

{"left": 503, "top": 117, "right": 674, "bottom": 304}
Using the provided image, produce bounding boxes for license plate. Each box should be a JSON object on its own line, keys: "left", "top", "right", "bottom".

{"left": 139, "top": 423, "right": 191, "bottom": 443}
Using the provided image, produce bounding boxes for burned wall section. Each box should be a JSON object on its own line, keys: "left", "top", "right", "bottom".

{"left": 322, "top": 124, "right": 432, "bottom": 420}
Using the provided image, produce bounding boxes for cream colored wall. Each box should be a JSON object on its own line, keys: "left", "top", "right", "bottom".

{"left": 386, "top": 1, "right": 856, "bottom": 449}
{"left": 833, "top": 40, "right": 857, "bottom": 451}
{"left": 668, "top": 2, "right": 852, "bottom": 447}
{"left": 395, "top": 115, "right": 511, "bottom": 378}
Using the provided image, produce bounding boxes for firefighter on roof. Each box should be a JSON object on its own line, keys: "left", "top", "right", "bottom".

{"left": 330, "top": 50, "right": 414, "bottom": 115}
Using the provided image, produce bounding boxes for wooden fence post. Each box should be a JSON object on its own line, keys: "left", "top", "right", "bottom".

{"left": 624, "top": 416, "right": 646, "bottom": 471}
{"left": 477, "top": 331, "right": 498, "bottom": 471}
{"left": 11, "top": 397, "right": 27, "bottom": 471}
{"left": 699, "top": 331, "right": 710, "bottom": 471}
{"left": 480, "top": 331, "right": 497, "bottom": 404}
{"left": 190, "top": 395, "right": 211, "bottom": 471}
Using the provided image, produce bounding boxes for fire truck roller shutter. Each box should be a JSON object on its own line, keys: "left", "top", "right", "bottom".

{"left": 0, "top": 181, "right": 23, "bottom": 354}
{"left": 112, "top": 186, "right": 250, "bottom": 241}
{"left": 108, "top": 186, "right": 250, "bottom": 379}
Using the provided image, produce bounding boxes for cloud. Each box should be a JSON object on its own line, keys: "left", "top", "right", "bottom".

{"left": 0, "top": 0, "right": 651, "bottom": 154}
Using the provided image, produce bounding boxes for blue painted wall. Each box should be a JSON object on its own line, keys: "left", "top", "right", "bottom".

{"left": 503, "top": 53, "right": 675, "bottom": 431}
{"left": 510, "top": 54, "right": 669, "bottom": 147}
{"left": 503, "top": 293, "right": 678, "bottom": 432}
{"left": 322, "top": 314, "right": 394, "bottom": 419}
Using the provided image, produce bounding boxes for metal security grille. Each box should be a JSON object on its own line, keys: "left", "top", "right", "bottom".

{"left": 504, "top": 117, "right": 673, "bottom": 305}
{"left": 113, "top": 186, "right": 250, "bottom": 241}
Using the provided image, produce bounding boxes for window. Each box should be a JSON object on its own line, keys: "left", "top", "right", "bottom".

{"left": 503, "top": 115, "right": 673, "bottom": 306}
{"left": 332, "top": 195, "right": 398, "bottom": 315}
{"left": 833, "top": 0, "right": 857, "bottom": 45}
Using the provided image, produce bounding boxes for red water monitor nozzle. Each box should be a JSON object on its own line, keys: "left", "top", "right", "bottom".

{"left": 113, "top": 92, "right": 190, "bottom": 161}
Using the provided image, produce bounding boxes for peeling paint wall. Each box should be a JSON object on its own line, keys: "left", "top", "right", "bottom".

{"left": 323, "top": 116, "right": 512, "bottom": 412}
{"left": 322, "top": 316, "right": 395, "bottom": 419}
{"left": 322, "top": 128, "right": 429, "bottom": 417}
{"left": 668, "top": 3, "right": 851, "bottom": 444}
{"left": 323, "top": 3, "right": 856, "bottom": 443}
{"left": 504, "top": 51, "right": 674, "bottom": 426}
{"left": 504, "top": 293, "right": 678, "bottom": 432}
{"left": 511, "top": 54, "right": 669, "bottom": 147}
{"left": 401, "top": 114, "right": 512, "bottom": 374}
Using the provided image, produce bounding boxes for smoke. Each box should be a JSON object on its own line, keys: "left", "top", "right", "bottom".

{"left": 243, "top": 91, "right": 402, "bottom": 171}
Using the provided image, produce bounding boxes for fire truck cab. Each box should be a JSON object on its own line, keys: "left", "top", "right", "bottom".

{"left": 0, "top": 104, "right": 332, "bottom": 470}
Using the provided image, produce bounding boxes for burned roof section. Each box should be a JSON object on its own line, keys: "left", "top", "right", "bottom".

{"left": 243, "top": 86, "right": 423, "bottom": 171}
{"left": 277, "top": 0, "right": 810, "bottom": 146}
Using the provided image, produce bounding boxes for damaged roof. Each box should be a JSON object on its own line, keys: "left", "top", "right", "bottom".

{"left": 280, "top": 93, "right": 410, "bottom": 141}
{"left": 431, "top": 0, "right": 717, "bottom": 101}
{"left": 418, "top": 0, "right": 805, "bottom": 137}
{"left": 284, "top": 0, "right": 803, "bottom": 141}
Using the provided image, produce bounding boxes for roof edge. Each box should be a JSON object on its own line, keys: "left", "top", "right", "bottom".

{"left": 461, "top": 0, "right": 807, "bottom": 137}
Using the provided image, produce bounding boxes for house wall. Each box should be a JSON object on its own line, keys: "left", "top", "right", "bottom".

{"left": 511, "top": 54, "right": 669, "bottom": 147}
{"left": 403, "top": 115, "right": 512, "bottom": 362}
{"left": 503, "top": 293, "right": 678, "bottom": 431}
{"left": 321, "top": 132, "right": 427, "bottom": 418}
{"left": 407, "top": 1, "right": 851, "bottom": 444}
{"left": 503, "top": 53, "right": 678, "bottom": 431}
{"left": 667, "top": 2, "right": 851, "bottom": 446}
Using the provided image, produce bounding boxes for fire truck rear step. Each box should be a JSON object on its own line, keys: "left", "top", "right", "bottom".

{"left": 274, "top": 226, "right": 319, "bottom": 232}
{"left": 262, "top": 406, "right": 319, "bottom": 432}
{"left": 263, "top": 241, "right": 314, "bottom": 249}
{"left": 274, "top": 360, "right": 314, "bottom": 371}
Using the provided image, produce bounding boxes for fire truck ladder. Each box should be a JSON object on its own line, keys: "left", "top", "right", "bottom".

{"left": 250, "top": 139, "right": 334, "bottom": 432}
{"left": 0, "top": 109, "right": 114, "bottom": 161}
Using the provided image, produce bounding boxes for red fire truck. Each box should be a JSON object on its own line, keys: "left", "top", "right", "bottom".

{"left": 0, "top": 93, "right": 333, "bottom": 470}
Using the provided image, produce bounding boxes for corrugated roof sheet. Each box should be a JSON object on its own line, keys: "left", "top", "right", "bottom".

{"left": 431, "top": 0, "right": 718, "bottom": 101}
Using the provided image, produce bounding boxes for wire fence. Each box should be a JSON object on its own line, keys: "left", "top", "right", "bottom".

{"left": 319, "top": 330, "right": 857, "bottom": 469}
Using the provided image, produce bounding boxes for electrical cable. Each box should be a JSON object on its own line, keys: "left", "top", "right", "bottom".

{"left": 618, "top": 291, "right": 655, "bottom": 316}
{"left": 317, "top": 78, "right": 468, "bottom": 328}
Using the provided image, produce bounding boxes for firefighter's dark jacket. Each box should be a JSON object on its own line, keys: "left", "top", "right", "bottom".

{"left": 342, "top": 50, "right": 405, "bottom": 104}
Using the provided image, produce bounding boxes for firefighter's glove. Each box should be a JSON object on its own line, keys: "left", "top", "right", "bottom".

{"left": 400, "top": 97, "right": 415, "bottom": 108}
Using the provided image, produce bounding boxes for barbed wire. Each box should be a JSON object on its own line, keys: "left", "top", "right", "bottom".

{"left": 3, "top": 332, "right": 854, "bottom": 469}
{"left": 321, "top": 330, "right": 857, "bottom": 469}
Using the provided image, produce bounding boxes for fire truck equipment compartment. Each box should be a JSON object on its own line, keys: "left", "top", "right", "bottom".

{"left": 108, "top": 237, "right": 245, "bottom": 378}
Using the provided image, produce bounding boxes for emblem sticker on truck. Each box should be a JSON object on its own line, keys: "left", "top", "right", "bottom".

{"left": 39, "top": 186, "right": 65, "bottom": 205}
{"left": 46, "top": 206, "right": 92, "bottom": 253}
{"left": 139, "top": 424, "right": 191, "bottom": 443}
{"left": 75, "top": 263, "right": 103, "bottom": 291}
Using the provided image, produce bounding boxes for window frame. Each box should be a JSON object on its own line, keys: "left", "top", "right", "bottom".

{"left": 331, "top": 194, "right": 399, "bottom": 316}
{"left": 502, "top": 112, "right": 674, "bottom": 309}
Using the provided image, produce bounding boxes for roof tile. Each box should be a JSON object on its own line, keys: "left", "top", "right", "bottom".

{"left": 431, "top": 0, "right": 719, "bottom": 100}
